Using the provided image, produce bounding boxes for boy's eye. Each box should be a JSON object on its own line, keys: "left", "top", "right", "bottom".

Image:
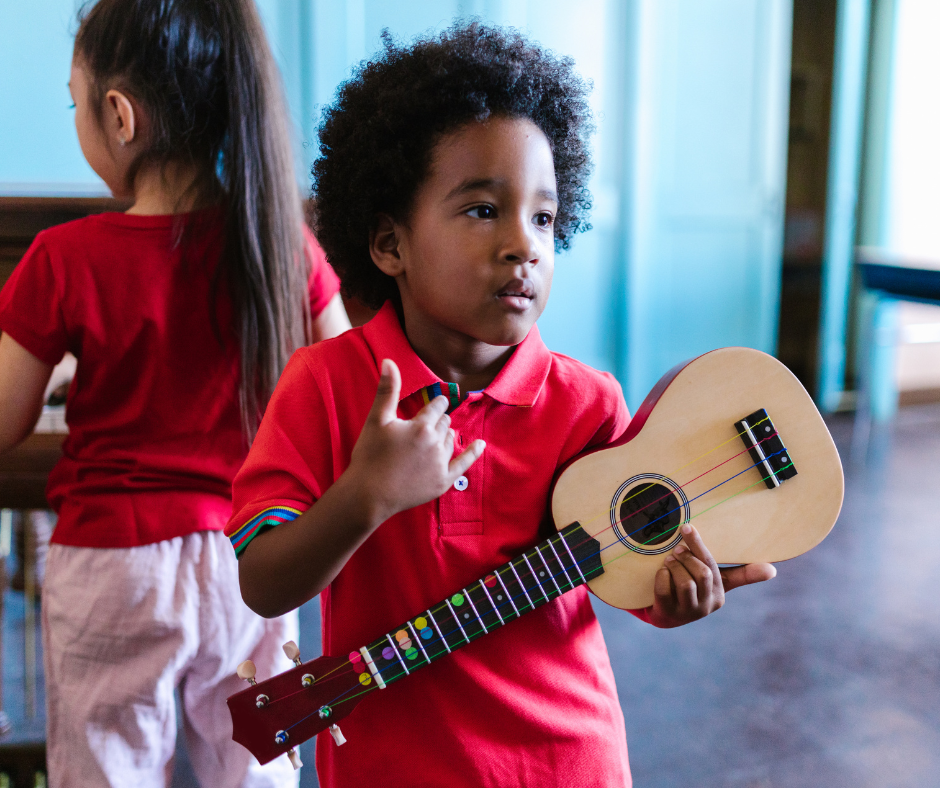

{"left": 534, "top": 212, "right": 554, "bottom": 228}
{"left": 466, "top": 205, "right": 496, "bottom": 219}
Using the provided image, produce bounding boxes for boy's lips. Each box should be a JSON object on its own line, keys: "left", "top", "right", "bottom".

{"left": 496, "top": 279, "right": 535, "bottom": 302}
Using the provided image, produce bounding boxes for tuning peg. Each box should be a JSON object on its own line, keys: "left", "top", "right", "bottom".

{"left": 282, "top": 640, "right": 302, "bottom": 667}
{"left": 237, "top": 660, "right": 257, "bottom": 686}
{"left": 329, "top": 724, "right": 346, "bottom": 746}
{"left": 287, "top": 748, "right": 302, "bottom": 770}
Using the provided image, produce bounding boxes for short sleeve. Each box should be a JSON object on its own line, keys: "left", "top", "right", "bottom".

{"left": 226, "top": 350, "right": 332, "bottom": 557}
{"left": 0, "top": 234, "right": 68, "bottom": 365}
{"left": 303, "top": 226, "right": 341, "bottom": 318}
{"left": 585, "top": 371, "right": 631, "bottom": 452}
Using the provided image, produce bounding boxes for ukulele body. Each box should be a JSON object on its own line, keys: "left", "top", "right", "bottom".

{"left": 552, "top": 346, "right": 844, "bottom": 610}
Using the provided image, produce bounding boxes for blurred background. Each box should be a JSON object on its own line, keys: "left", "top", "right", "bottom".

{"left": 1, "top": 1, "right": 939, "bottom": 786}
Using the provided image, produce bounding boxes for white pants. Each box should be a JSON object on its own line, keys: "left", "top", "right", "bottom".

{"left": 42, "top": 531, "right": 298, "bottom": 788}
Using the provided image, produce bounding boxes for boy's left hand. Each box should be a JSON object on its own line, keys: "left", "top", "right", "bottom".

{"left": 645, "top": 524, "right": 776, "bottom": 628}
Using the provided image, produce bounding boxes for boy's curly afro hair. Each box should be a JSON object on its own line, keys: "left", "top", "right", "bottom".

{"left": 311, "top": 22, "right": 595, "bottom": 309}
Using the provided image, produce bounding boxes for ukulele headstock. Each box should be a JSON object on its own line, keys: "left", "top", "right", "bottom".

{"left": 229, "top": 649, "right": 366, "bottom": 765}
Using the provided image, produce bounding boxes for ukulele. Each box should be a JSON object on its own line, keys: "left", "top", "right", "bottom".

{"left": 228, "top": 346, "right": 844, "bottom": 768}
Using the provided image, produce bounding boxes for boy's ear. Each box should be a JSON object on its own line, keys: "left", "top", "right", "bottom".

{"left": 104, "top": 89, "right": 138, "bottom": 147}
{"left": 370, "top": 214, "right": 405, "bottom": 277}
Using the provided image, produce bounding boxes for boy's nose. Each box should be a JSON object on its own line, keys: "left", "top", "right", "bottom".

{"left": 501, "top": 220, "right": 540, "bottom": 266}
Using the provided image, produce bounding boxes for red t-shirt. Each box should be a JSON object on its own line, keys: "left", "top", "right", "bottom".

{"left": 0, "top": 210, "right": 339, "bottom": 548}
{"left": 228, "top": 303, "right": 634, "bottom": 787}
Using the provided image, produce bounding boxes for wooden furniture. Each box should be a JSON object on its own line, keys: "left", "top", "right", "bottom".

{"left": 0, "top": 435, "right": 65, "bottom": 512}
{"left": 0, "top": 742, "right": 46, "bottom": 787}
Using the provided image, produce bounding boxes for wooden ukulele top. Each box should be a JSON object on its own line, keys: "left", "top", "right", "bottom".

{"left": 552, "top": 347, "right": 843, "bottom": 610}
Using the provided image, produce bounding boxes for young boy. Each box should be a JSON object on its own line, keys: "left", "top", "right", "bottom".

{"left": 227, "top": 23, "right": 774, "bottom": 787}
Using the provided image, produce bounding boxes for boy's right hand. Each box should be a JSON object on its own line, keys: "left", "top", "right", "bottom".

{"left": 347, "top": 359, "right": 486, "bottom": 524}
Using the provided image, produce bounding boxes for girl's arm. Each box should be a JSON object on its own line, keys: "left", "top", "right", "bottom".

{"left": 237, "top": 358, "right": 485, "bottom": 618}
{"left": 0, "top": 333, "right": 54, "bottom": 454}
{"left": 310, "top": 292, "right": 351, "bottom": 342}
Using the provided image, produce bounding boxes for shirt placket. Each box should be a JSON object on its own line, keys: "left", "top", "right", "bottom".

{"left": 438, "top": 394, "right": 486, "bottom": 537}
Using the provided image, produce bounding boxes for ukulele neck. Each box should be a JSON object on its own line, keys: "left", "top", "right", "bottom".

{"left": 356, "top": 522, "right": 604, "bottom": 690}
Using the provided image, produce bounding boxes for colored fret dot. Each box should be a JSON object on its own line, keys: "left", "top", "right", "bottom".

{"left": 354, "top": 661, "right": 367, "bottom": 674}
{"left": 405, "top": 647, "right": 418, "bottom": 660}
{"left": 451, "top": 594, "right": 464, "bottom": 606}
{"left": 398, "top": 637, "right": 412, "bottom": 651}
{"left": 414, "top": 616, "right": 427, "bottom": 629}
{"left": 348, "top": 652, "right": 361, "bottom": 664}
{"left": 382, "top": 646, "right": 394, "bottom": 660}
{"left": 420, "top": 627, "right": 433, "bottom": 640}
{"left": 484, "top": 575, "right": 497, "bottom": 588}
{"left": 359, "top": 673, "right": 372, "bottom": 686}
{"left": 394, "top": 630, "right": 409, "bottom": 643}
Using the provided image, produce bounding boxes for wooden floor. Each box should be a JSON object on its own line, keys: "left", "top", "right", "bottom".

{"left": 3, "top": 405, "right": 939, "bottom": 787}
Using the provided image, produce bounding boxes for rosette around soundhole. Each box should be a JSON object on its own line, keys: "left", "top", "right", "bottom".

{"left": 610, "top": 474, "right": 690, "bottom": 555}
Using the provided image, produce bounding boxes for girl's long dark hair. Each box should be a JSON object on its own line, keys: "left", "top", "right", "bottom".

{"left": 75, "top": 0, "right": 310, "bottom": 439}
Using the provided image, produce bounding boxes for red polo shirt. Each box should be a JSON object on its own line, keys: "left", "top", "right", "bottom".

{"left": 228, "top": 302, "right": 634, "bottom": 787}
{"left": 0, "top": 211, "right": 339, "bottom": 547}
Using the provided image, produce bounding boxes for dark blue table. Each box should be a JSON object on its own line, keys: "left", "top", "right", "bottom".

{"left": 853, "top": 251, "right": 940, "bottom": 460}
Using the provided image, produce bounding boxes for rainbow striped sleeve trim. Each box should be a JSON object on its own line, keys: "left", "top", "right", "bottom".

{"left": 420, "top": 381, "right": 466, "bottom": 413}
{"left": 228, "top": 506, "right": 303, "bottom": 558}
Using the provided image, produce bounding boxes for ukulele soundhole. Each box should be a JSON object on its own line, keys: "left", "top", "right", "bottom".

{"left": 610, "top": 474, "right": 689, "bottom": 555}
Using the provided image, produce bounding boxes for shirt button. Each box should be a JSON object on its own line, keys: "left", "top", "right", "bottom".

{"left": 454, "top": 476, "right": 469, "bottom": 491}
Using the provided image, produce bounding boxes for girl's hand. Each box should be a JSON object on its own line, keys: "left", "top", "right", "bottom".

{"left": 645, "top": 524, "right": 776, "bottom": 628}
{"left": 347, "top": 358, "right": 485, "bottom": 524}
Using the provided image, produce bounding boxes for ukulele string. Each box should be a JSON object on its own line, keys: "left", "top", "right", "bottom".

{"left": 586, "top": 430, "right": 781, "bottom": 541}
{"left": 299, "top": 454, "right": 795, "bottom": 722}
{"left": 284, "top": 427, "right": 783, "bottom": 697}
{"left": 574, "top": 415, "right": 772, "bottom": 536}
{"left": 603, "top": 445, "right": 790, "bottom": 549}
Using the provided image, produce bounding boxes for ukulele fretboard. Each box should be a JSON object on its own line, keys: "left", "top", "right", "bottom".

{"left": 355, "top": 522, "right": 603, "bottom": 689}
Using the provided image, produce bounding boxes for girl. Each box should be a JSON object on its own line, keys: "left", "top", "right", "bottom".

{"left": 0, "top": 1, "right": 348, "bottom": 786}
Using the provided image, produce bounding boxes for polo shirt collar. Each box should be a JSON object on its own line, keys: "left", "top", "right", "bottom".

{"left": 362, "top": 301, "right": 552, "bottom": 407}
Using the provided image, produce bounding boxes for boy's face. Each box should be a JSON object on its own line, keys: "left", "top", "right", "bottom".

{"left": 382, "top": 116, "right": 557, "bottom": 360}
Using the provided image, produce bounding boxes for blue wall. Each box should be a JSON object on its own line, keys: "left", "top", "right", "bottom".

{"left": 0, "top": 1, "right": 101, "bottom": 193}
{"left": 0, "top": 1, "right": 794, "bottom": 408}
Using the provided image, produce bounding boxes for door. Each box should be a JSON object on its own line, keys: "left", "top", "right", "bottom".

{"left": 620, "top": 0, "right": 793, "bottom": 409}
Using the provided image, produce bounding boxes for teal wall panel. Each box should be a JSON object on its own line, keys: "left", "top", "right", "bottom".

{"left": 816, "top": 0, "right": 872, "bottom": 412}
{"left": 620, "top": 0, "right": 792, "bottom": 409}
{"left": 0, "top": 0, "right": 102, "bottom": 194}
{"left": 516, "top": 0, "right": 624, "bottom": 376}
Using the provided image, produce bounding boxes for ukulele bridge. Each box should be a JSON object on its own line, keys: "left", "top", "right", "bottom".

{"left": 735, "top": 409, "right": 797, "bottom": 489}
